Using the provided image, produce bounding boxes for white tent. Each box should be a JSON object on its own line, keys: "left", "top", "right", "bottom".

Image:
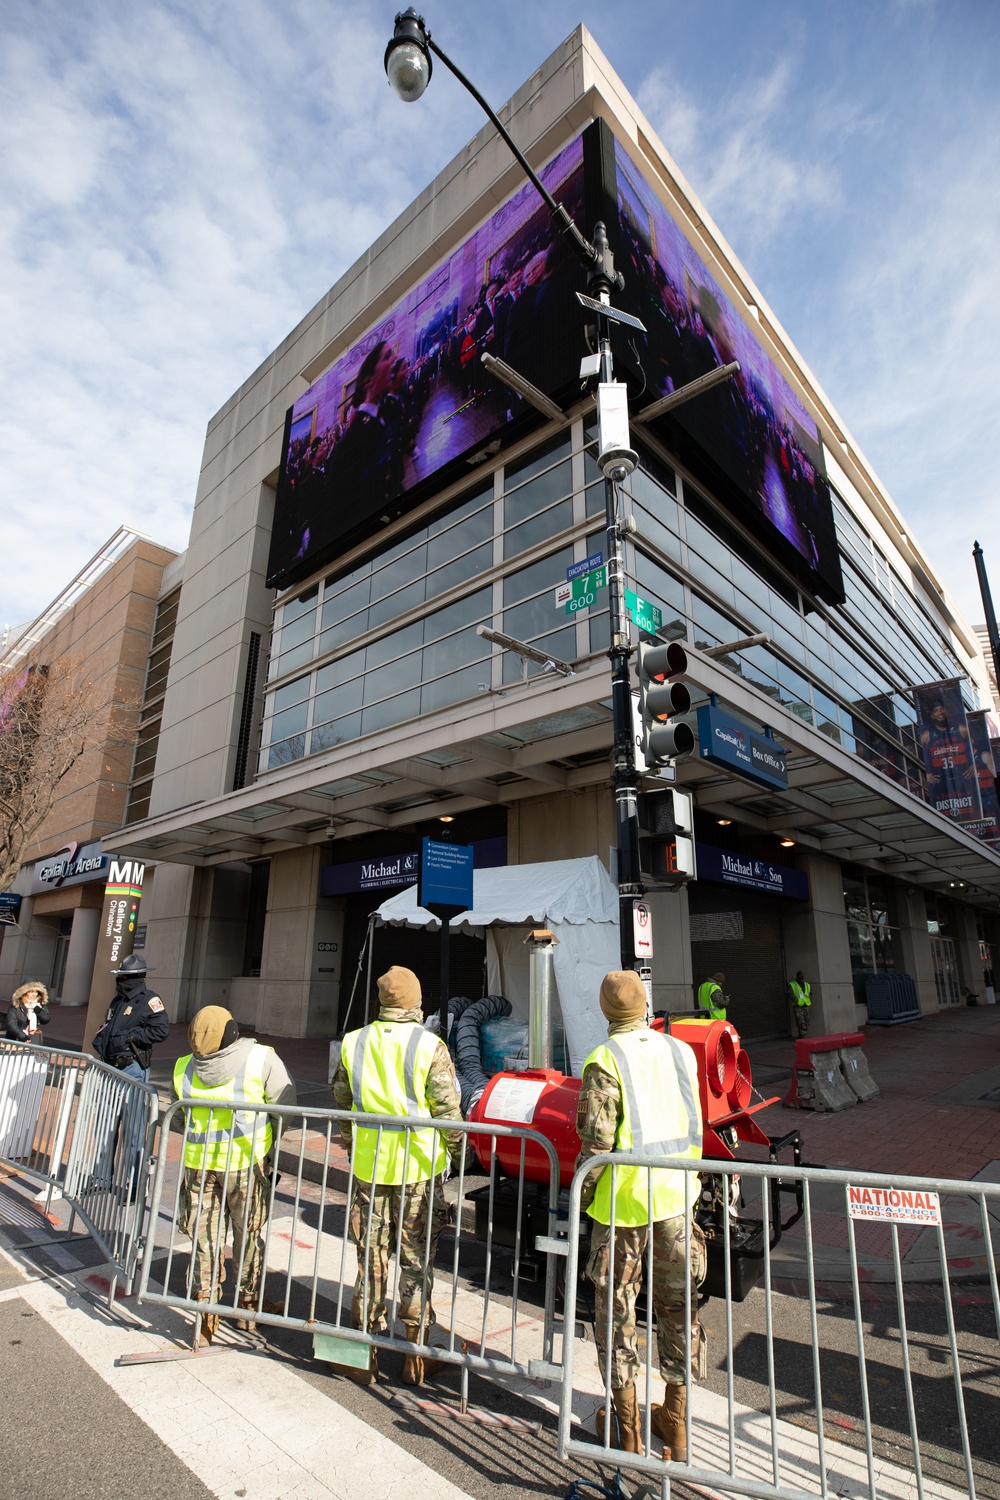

{"left": 374, "top": 857, "right": 619, "bottom": 1075}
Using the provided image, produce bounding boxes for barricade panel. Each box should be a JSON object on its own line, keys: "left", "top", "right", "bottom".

{"left": 0, "top": 1038, "right": 157, "bottom": 1291}
{"left": 139, "top": 1100, "right": 565, "bottom": 1394}
{"left": 557, "top": 1150, "right": 1000, "bottom": 1500}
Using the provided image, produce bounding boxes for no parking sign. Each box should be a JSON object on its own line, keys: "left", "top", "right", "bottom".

{"left": 632, "top": 899, "right": 653, "bottom": 958}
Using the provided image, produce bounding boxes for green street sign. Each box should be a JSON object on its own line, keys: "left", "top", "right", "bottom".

{"left": 625, "top": 588, "right": 662, "bottom": 635}
{"left": 555, "top": 566, "right": 607, "bottom": 614}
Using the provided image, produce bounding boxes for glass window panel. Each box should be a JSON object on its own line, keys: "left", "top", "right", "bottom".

{"left": 364, "top": 649, "right": 421, "bottom": 702}
{"left": 730, "top": 557, "right": 769, "bottom": 611}
{"left": 427, "top": 488, "right": 493, "bottom": 566}
{"left": 504, "top": 592, "right": 565, "bottom": 644}
{"left": 504, "top": 463, "right": 572, "bottom": 526}
{"left": 276, "top": 640, "right": 315, "bottom": 675}
{"left": 324, "top": 558, "right": 370, "bottom": 598}
{"left": 322, "top": 577, "right": 371, "bottom": 630}
{"left": 813, "top": 687, "right": 842, "bottom": 742}
{"left": 281, "top": 587, "right": 317, "bottom": 623}
{"left": 423, "top": 586, "right": 492, "bottom": 644}
{"left": 366, "top": 620, "right": 423, "bottom": 670}
{"left": 319, "top": 615, "right": 369, "bottom": 655}
{"left": 692, "top": 594, "right": 738, "bottom": 649}
{"left": 504, "top": 547, "right": 574, "bottom": 606}
{"left": 422, "top": 661, "right": 490, "bottom": 714}
{"left": 368, "top": 577, "right": 426, "bottom": 629}
{"left": 372, "top": 538, "right": 428, "bottom": 592}
{"left": 272, "top": 675, "right": 311, "bottom": 713}
{"left": 312, "top": 678, "right": 364, "bottom": 726}
{"left": 504, "top": 433, "right": 571, "bottom": 494}
{"left": 362, "top": 689, "right": 421, "bottom": 735}
{"left": 268, "top": 734, "right": 305, "bottom": 768}
{"left": 316, "top": 649, "right": 366, "bottom": 695}
{"left": 585, "top": 478, "right": 606, "bottom": 517}
{"left": 269, "top": 703, "right": 308, "bottom": 742}
{"left": 503, "top": 498, "right": 573, "bottom": 559}
{"left": 633, "top": 552, "right": 687, "bottom": 616}
{"left": 311, "top": 713, "right": 362, "bottom": 753}
{"left": 589, "top": 609, "right": 611, "bottom": 654}
{"left": 424, "top": 624, "right": 491, "bottom": 679}
{"left": 686, "top": 517, "right": 733, "bottom": 582}
{"left": 426, "top": 541, "right": 493, "bottom": 599}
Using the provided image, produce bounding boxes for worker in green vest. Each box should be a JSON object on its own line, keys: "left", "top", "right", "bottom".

{"left": 789, "top": 970, "right": 812, "bottom": 1037}
{"left": 173, "top": 1006, "right": 296, "bottom": 1345}
{"left": 331, "top": 965, "right": 464, "bottom": 1386}
{"left": 696, "top": 971, "right": 728, "bottom": 1020}
{"left": 576, "top": 971, "right": 706, "bottom": 1460}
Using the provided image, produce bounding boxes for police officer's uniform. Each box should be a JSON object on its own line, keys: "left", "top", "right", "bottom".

{"left": 92, "top": 953, "right": 169, "bottom": 1080}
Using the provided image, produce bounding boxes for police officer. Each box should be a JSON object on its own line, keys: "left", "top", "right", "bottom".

{"left": 331, "top": 965, "right": 464, "bottom": 1386}
{"left": 577, "top": 971, "right": 706, "bottom": 1460}
{"left": 696, "top": 971, "right": 727, "bottom": 1020}
{"left": 788, "top": 969, "right": 812, "bottom": 1037}
{"left": 92, "top": 953, "right": 169, "bottom": 1080}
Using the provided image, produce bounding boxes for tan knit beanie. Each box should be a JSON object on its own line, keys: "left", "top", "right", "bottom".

{"left": 189, "top": 1005, "right": 234, "bottom": 1057}
{"left": 599, "top": 970, "right": 647, "bottom": 1023}
{"left": 377, "top": 966, "right": 422, "bottom": 1011}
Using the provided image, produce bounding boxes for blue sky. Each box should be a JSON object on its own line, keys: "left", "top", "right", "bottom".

{"left": 2, "top": 0, "right": 998, "bottom": 636}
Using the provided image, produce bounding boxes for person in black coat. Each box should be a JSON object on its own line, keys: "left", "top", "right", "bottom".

{"left": 5, "top": 980, "right": 51, "bottom": 1041}
{"left": 92, "top": 953, "right": 169, "bottom": 1082}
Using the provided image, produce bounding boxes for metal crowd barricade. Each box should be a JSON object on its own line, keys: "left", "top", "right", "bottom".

{"left": 138, "top": 1099, "right": 564, "bottom": 1408}
{"left": 556, "top": 1151, "right": 1000, "bottom": 1500}
{"left": 0, "top": 1038, "right": 158, "bottom": 1294}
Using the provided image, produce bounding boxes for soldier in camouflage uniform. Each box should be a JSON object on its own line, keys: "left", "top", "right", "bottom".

{"left": 577, "top": 971, "right": 705, "bottom": 1460}
{"left": 173, "top": 1006, "right": 296, "bottom": 1344}
{"left": 332, "top": 965, "right": 463, "bottom": 1385}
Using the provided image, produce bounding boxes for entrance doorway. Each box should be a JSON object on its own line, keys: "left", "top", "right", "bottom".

{"left": 49, "top": 918, "right": 72, "bottom": 1000}
{"left": 930, "top": 935, "right": 962, "bottom": 1008}
{"left": 687, "top": 884, "right": 787, "bottom": 1037}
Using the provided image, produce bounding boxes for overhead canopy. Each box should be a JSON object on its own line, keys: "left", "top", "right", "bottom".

{"left": 375, "top": 857, "right": 619, "bottom": 1076}
{"left": 374, "top": 855, "right": 618, "bottom": 935}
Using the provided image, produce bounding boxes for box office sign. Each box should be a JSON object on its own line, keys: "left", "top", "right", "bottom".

{"left": 30, "top": 839, "right": 109, "bottom": 895}
{"left": 695, "top": 704, "right": 787, "bottom": 791}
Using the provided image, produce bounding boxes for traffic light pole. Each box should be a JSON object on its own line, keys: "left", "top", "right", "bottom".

{"left": 589, "top": 241, "right": 644, "bottom": 970}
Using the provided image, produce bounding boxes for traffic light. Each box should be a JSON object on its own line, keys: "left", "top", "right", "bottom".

{"left": 637, "top": 641, "right": 695, "bottom": 772}
{"left": 637, "top": 788, "right": 697, "bottom": 883}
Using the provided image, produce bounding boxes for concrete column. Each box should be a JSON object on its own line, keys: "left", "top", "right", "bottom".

{"left": 955, "top": 903, "right": 985, "bottom": 1004}
{"left": 895, "top": 887, "right": 937, "bottom": 1015}
{"left": 781, "top": 852, "right": 856, "bottom": 1034}
{"left": 60, "top": 906, "right": 102, "bottom": 1006}
{"left": 259, "top": 848, "right": 340, "bottom": 1037}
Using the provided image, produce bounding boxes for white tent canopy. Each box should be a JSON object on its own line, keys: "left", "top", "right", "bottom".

{"left": 375, "top": 857, "right": 619, "bottom": 1075}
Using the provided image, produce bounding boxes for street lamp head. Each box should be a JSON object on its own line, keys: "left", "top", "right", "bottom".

{"left": 385, "top": 8, "right": 432, "bottom": 102}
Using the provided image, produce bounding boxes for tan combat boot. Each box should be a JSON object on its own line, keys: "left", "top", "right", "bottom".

{"left": 401, "top": 1322, "right": 448, "bottom": 1385}
{"left": 651, "top": 1383, "right": 688, "bottom": 1461}
{"left": 236, "top": 1297, "right": 285, "bottom": 1332}
{"left": 194, "top": 1298, "right": 219, "bottom": 1349}
{"left": 594, "top": 1384, "right": 643, "bottom": 1453}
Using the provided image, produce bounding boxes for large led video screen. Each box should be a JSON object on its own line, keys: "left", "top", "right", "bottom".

{"left": 609, "top": 138, "right": 844, "bottom": 604}
{"left": 266, "top": 137, "right": 586, "bottom": 590}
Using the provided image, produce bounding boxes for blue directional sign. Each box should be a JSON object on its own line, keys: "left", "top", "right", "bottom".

{"left": 418, "top": 839, "right": 474, "bottom": 911}
{"left": 0, "top": 893, "right": 22, "bottom": 927}
{"left": 567, "top": 551, "right": 604, "bottom": 582}
{"left": 696, "top": 703, "right": 788, "bottom": 790}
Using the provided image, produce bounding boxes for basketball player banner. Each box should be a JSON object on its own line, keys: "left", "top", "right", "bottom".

{"left": 912, "top": 677, "right": 983, "bottom": 828}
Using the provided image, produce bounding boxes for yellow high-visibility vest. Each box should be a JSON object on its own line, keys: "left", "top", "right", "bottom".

{"left": 342, "top": 1021, "right": 448, "bottom": 1185}
{"left": 583, "top": 1028, "right": 703, "bottom": 1226}
{"left": 697, "top": 980, "right": 726, "bottom": 1020}
{"left": 790, "top": 980, "right": 812, "bottom": 1007}
{"left": 173, "top": 1045, "right": 272, "bottom": 1171}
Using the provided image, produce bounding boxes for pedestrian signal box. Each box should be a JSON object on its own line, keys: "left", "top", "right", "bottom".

{"left": 637, "top": 788, "right": 696, "bottom": 884}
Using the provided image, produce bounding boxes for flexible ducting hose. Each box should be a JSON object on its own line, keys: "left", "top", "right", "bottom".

{"left": 424, "top": 994, "right": 475, "bottom": 1040}
{"left": 454, "top": 993, "right": 511, "bottom": 1114}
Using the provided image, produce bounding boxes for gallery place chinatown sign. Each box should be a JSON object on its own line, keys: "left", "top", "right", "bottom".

{"left": 695, "top": 843, "right": 808, "bottom": 900}
{"left": 696, "top": 703, "right": 787, "bottom": 791}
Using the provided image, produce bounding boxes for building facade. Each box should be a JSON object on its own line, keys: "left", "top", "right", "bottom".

{"left": 0, "top": 531, "right": 180, "bottom": 1007}
{"left": 104, "top": 29, "right": 1000, "bottom": 1041}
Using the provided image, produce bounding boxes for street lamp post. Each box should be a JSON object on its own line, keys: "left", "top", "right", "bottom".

{"left": 384, "top": 10, "right": 734, "bottom": 976}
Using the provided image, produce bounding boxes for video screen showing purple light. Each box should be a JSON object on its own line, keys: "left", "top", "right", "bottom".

{"left": 612, "top": 139, "right": 841, "bottom": 595}
{"left": 266, "top": 137, "right": 585, "bottom": 589}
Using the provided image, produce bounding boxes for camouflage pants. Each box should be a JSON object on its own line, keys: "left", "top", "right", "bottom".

{"left": 793, "top": 1005, "right": 810, "bottom": 1037}
{"left": 587, "top": 1213, "right": 707, "bottom": 1390}
{"left": 179, "top": 1163, "right": 270, "bottom": 1304}
{"left": 349, "top": 1175, "right": 449, "bottom": 1333}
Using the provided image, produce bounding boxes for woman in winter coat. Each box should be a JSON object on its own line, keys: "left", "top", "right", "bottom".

{"left": 5, "top": 981, "right": 51, "bottom": 1042}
